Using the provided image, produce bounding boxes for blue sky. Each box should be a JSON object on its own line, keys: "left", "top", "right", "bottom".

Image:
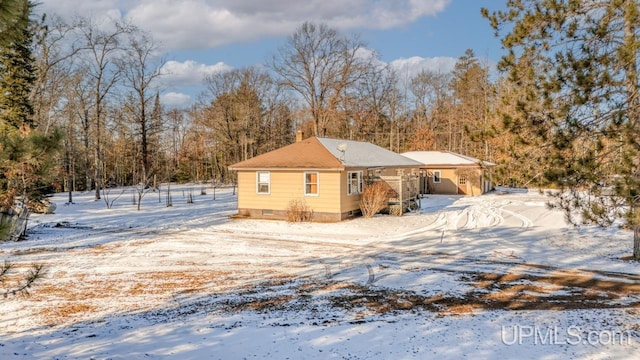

{"left": 366, "top": 0, "right": 504, "bottom": 62}
{"left": 37, "top": 0, "right": 506, "bottom": 107}
{"left": 177, "top": 0, "right": 504, "bottom": 65}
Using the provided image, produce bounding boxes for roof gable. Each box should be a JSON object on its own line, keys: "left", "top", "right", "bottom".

{"left": 228, "top": 137, "right": 343, "bottom": 169}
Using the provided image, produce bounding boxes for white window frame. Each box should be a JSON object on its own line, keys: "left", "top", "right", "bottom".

{"left": 347, "top": 171, "right": 363, "bottom": 195}
{"left": 433, "top": 170, "right": 442, "bottom": 184}
{"left": 459, "top": 176, "right": 467, "bottom": 185}
{"left": 304, "top": 172, "right": 319, "bottom": 196}
{"left": 256, "top": 171, "right": 270, "bottom": 194}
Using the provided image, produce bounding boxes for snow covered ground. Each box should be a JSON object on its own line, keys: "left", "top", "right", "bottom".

{"left": 1, "top": 184, "right": 639, "bottom": 359}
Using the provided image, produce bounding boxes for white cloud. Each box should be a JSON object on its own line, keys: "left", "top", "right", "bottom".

{"left": 37, "top": 0, "right": 451, "bottom": 51}
{"left": 160, "top": 92, "right": 192, "bottom": 108}
{"left": 390, "top": 56, "right": 457, "bottom": 80}
{"left": 159, "top": 60, "right": 232, "bottom": 87}
{"left": 35, "top": 1, "right": 458, "bottom": 107}
{"left": 355, "top": 47, "right": 388, "bottom": 69}
{"left": 36, "top": 0, "right": 127, "bottom": 24}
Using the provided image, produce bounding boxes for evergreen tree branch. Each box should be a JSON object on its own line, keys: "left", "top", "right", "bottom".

{"left": 1, "top": 262, "right": 44, "bottom": 298}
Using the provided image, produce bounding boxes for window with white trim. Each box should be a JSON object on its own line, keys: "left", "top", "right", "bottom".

{"left": 459, "top": 176, "right": 467, "bottom": 185}
{"left": 433, "top": 170, "right": 441, "bottom": 183}
{"left": 347, "top": 171, "right": 363, "bottom": 195}
{"left": 256, "top": 171, "right": 270, "bottom": 194}
{"left": 304, "top": 172, "right": 319, "bottom": 195}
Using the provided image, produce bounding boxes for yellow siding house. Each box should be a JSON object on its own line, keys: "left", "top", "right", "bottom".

{"left": 229, "top": 135, "right": 422, "bottom": 221}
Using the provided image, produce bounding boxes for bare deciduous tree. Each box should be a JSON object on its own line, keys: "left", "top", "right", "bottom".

{"left": 119, "top": 29, "right": 164, "bottom": 186}
{"left": 200, "top": 67, "right": 293, "bottom": 182}
{"left": 270, "top": 22, "right": 368, "bottom": 137}
{"left": 31, "top": 15, "right": 82, "bottom": 135}
{"left": 346, "top": 59, "right": 398, "bottom": 146}
{"left": 76, "top": 18, "right": 134, "bottom": 200}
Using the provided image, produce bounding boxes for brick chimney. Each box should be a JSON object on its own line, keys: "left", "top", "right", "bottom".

{"left": 296, "top": 130, "right": 303, "bottom": 143}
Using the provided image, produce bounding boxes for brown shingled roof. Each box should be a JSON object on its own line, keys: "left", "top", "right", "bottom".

{"left": 228, "top": 137, "right": 344, "bottom": 170}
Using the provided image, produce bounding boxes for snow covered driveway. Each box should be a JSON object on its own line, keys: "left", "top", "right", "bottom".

{"left": 1, "top": 185, "right": 639, "bottom": 359}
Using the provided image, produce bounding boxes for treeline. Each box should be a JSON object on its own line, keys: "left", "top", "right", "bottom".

{"left": 2, "top": 4, "right": 545, "bottom": 208}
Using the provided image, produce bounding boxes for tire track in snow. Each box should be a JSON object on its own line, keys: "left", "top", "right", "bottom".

{"left": 497, "top": 206, "right": 534, "bottom": 228}
{"left": 392, "top": 200, "right": 513, "bottom": 239}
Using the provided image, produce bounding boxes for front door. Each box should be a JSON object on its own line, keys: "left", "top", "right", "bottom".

{"left": 457, "top": 175, "right": 467, "bottom": 195}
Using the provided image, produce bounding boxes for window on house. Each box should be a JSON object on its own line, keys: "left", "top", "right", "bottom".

{"left": 305, "top": 172, "right": 319, "bottom": 195}
{"left": 459, "top": 176, "right": 467, "bottom": 185}
{"left": 433, "top": 170, "right": 441, "bottom": 183}
{"left": 348, "top": 171, "right": 363, "bottom": 195}
{"left": 256, "top": 171, "right": 270, "bottom": 194}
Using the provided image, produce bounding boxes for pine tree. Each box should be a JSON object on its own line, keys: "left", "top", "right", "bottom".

{"left": 483, "top": 0, "right": 640, "bottom": 259}
{"left": 0, "top": 0, "right": 30, "bottom": 49}
{"left": 0, "top": 0, "right": 35, "bottom": 132}
{"left": 1, "top": 0, "right": 62, "bottom": 240}
{"left": 0, "top": 0, "right": 36, "bottom": 210}
{"left": 450, "top": 49, "right": 493, "bottom": 159}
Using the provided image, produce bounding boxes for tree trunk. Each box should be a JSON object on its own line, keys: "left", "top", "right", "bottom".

{"left": 94, "top": 97, "right": 102, "bottom": 200}
{"left": 624, "top": 0, "right": 640, "bottom": 261}
{"left": 94, "top": 142, "right": 101, "bottom": 200}
{"left": 634, "top": 224, "right": 640, "bottom": 261}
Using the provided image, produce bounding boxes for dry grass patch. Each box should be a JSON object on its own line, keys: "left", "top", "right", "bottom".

{"left": 321, "top": 282, "right": 356, "bottom": 292}
{"left": 30, "top": 269, "right": 241, "bottom": 326}
{"left": 35, "top": 278, "right": 126, "bottom": 301}
{"left": 132, "top": 270, "right": 236, "bottom": 295}
{"left": 476, "top": 272, "right": 524, "bottom": 283}
{"left": 40, "top": 303, "right": 98, "bottom": 325}
{"left": 483, "top": 283, "right": 559, "bottom": 298}
{"left": 440, "top": 303, "right": 483, "bottom": 316}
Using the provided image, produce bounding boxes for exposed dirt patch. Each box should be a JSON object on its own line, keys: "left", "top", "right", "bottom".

{"left": 472, "top": 270, "right": 640, "bottom": 294}
{"left": 445, "top": 269, "right": 640, "bottom": 312}
{"left": 211, "top": 268, "right": 640, "bottom": 322}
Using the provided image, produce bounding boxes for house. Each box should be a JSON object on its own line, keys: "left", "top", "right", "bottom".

{"left": 228, "top": 135, "right": 423, "bottom": 221}
{"left": 402, "top": 151, "right": 495, "bottom": 196}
